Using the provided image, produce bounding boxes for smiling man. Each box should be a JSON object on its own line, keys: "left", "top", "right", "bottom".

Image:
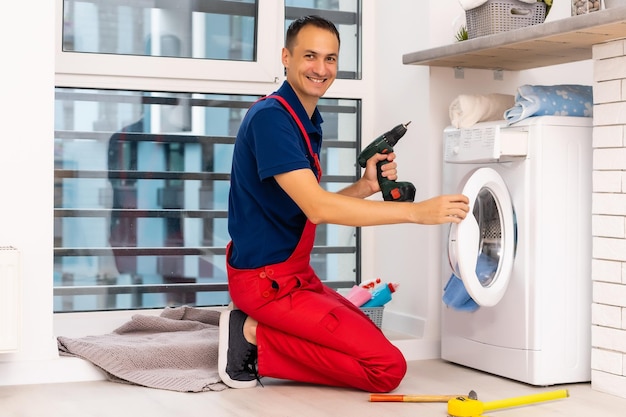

{"left": 219, "top": 15, "right": 469, "bottom": 392}
{"left": 282, "top": 18, "right": 338, "bottom": 116}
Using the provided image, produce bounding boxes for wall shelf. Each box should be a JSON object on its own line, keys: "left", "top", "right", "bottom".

{"left": 403, "top": 8, "right": 626, "bottom": 71}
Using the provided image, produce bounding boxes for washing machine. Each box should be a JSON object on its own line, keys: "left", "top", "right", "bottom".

{"left": 441, "top": 116, "right": 592, "bottom": 386}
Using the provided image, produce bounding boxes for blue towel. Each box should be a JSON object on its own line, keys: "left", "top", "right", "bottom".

{"left": 504, "top": 84, "right": 593, "bottom": 125}
{"left": 443, "top": 253, "right": 500, "bottom": 312}
{"left": 443, "top": 273, "right": 480, "bottom": 312}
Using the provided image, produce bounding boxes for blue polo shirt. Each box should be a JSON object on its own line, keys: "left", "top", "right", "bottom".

{"left": 228, "top": 81, "right": 324, "bottom": 269}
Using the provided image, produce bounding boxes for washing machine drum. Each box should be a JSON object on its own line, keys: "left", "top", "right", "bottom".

{"left": 448, "top": 167, "right": 516, "bottom": 307}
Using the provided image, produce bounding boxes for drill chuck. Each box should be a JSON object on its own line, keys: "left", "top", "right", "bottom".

{"left": 384, "top": 121, "right": 411, "bottom": 147}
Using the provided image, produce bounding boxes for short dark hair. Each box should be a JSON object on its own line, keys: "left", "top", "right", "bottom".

{"left": 285, "top": 15, "right": 341, "bottom": 51}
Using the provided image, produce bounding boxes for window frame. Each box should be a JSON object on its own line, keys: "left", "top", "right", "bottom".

{"left": 53, "top": 0, "right": 375, "bottom": 318}
{"left": 55, "top": 0, "right": 285, "bottom": 85}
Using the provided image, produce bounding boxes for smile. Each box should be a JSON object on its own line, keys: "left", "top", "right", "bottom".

{"left": 307, "top": 76, "right": 326, "bottom": 83}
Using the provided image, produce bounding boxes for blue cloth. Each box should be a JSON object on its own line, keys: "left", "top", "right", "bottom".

{"left": 442, "top": 253, "right": 500, "bottom": 312}
{"left": 228, "top": 81, "right": 324, "bottom": 269}
{"left": 504, "top": 84, "right": 593, "bottom": 125}
{"left": 443, "top": 274, "right": 480, "bottom": 312}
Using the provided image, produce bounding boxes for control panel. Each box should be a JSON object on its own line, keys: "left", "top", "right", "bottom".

{"left": 444, "top": 122, "right": 528, "bottom": 163}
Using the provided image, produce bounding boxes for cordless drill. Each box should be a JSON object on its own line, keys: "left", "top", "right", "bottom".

{"left": 357, "top": 122, "right": 416, "bottom": 202}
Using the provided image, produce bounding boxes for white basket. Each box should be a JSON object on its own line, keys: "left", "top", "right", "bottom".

{"left": 466, "top": 0, "right": 547, "bottom": 39}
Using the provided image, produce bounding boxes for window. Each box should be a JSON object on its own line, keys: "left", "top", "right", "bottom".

{"left": 63, "top": 0, "right": 258, "bottom": 61}
{"left": 285, "top": 0, "right": 361, "bottom": 79}
{"left": 54, "top": 0, "right": 363, "bottom": 313}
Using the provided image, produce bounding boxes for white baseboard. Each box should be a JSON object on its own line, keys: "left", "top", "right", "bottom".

{"left": 0, "top": 308, "right": 440, "bottom": 387}
{"left": 383, "top": 309, "right": 441, "bottom": 361}
{"left": 0, "top": 356, "right": 106, "bottom": 386}
{"left": 0, "top": 340, "right": 438, "bottom": 387}
{"left": 392, "top": 337, "right": 441, "bottom": 361}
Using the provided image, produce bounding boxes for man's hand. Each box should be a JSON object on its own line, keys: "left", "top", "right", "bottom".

{"left": 361, "top": 152, "right": 398, "bottom": 195}
{"left": 412, "top": 194, "right": 470, "bottom": 225}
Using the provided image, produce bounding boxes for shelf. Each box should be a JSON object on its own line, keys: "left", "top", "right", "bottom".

{"left": 403, "top": 8, "right": 626, "bottom": 71}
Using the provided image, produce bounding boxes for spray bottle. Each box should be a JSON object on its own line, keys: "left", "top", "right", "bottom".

{"left": 359, "top": 277, "right": 381, "bottom": 290}
{"left": 361, "top": 283, "right": 399, "bottom": 308}
{"left": 345, "top": 285, "right": 373, "bottom": 307}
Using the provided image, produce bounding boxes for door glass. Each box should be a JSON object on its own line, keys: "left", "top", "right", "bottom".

{"left": 473, "top": 188, "right": 501, "bottom": 287}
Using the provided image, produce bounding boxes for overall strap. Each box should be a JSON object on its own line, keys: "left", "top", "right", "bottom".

{"left": 262, "top": 94, "right": 322, "bottom": 182}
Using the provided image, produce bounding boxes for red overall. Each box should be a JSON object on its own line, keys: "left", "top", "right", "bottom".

{"left": 226, "top": 95, "right": 407, "bottom": 393}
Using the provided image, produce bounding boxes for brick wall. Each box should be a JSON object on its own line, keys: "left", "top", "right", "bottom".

{"left": 591, "top": 38, "right": 626, "bottom": 398}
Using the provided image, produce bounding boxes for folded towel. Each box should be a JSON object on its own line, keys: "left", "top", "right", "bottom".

{"left": 449, "top": 93, "right": 515, "bottom": 128}
{"left": 504, "top": 84, "right": 593, "bottom": 125}
{"left": 458, "top": 0, "right": 488, "bottom": 11}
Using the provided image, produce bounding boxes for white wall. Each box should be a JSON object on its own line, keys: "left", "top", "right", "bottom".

{"left": 0, "top": 0, "right": 56, "bottom": 369}
{"left": 0, "top": 0, "right": 598, "bottom": 385}
{"left": 0, "top": 0, "right": 130, "bottom": 385}
{"left": 368, "top": 0, "right": 593, "bottom": 359}
{"left": 590, "top": 39, "right": 626, "bottom": 399}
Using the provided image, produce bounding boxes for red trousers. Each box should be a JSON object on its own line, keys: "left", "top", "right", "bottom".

{"left": 226, "top": 221, "right": 407, "bottom": 393}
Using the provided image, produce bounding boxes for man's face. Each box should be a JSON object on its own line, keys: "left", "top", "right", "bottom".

{"left": 282, "top": 25, "right": 339, "bottom": 110}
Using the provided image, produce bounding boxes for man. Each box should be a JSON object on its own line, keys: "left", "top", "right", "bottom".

{"left": 218, "top": 15, "right": 469, "bottom": 393}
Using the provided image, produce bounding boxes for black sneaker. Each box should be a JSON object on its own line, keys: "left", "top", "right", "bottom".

{"left": 218, "top": 309, "right": 260, "bottom": 389}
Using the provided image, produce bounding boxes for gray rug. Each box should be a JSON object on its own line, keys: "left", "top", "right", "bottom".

{"left": 57, "top": 306, "right": 227, "bottom": 392}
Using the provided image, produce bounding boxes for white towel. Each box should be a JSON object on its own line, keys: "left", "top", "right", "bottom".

{"left": 458, "top": 0, "right": 488, "bottom": 11}
{"left": 449, "top": 93, "right": 515, "bottom": 128}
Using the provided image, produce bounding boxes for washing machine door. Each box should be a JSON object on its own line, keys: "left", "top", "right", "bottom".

{"left": 448, "top": 167, "right": 515, "bottom": 307}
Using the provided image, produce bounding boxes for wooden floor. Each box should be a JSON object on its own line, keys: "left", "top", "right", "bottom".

{"left": 1, "top": 359, "right": 625, "bottom": 417}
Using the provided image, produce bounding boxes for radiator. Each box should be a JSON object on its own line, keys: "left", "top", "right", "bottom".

{"left": 0, "top": 246, "right": 20, "bottom": 352}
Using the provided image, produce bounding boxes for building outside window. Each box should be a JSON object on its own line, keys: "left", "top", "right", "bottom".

{"left": 54, "top": 0, "right": 363, "bottom": 312}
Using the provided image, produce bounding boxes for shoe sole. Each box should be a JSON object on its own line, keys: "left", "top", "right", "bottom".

{"left": 218, "top": 310, "right": 258, "bottom": 389}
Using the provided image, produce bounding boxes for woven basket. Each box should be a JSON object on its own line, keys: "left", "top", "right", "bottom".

{"left": 361, "top": 306, "right": 384, "bottom": 328}
{"left": 466, "top": 0, "right": 547, "bottom": 39}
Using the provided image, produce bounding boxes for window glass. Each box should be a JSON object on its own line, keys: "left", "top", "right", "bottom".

{"left": 54, "top": 88, "right": 360, "bottom": 312}
{"left": 63, "top": 0, "right": 257, "bottom": 61}
{"left": 285, "top": 0, "right": 361, "bottom": 79}
{"left": 56, "top": 0, "right": 363, "bottom": 313}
